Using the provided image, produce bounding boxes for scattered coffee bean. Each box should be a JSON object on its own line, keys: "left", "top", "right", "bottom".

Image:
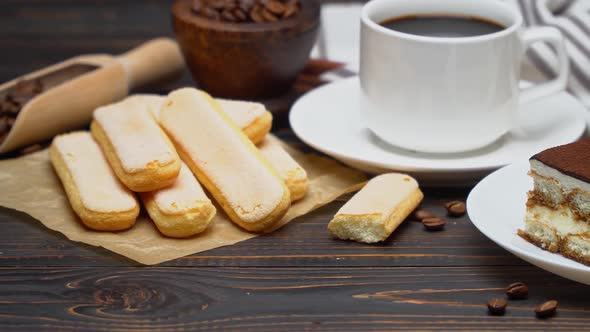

{"left": 412, "top": 209, "right": 435, "bottom": 221}
{"left": 535, "top": 300, "right": 558, "bottom": 319}
{"left": 446, "top": 200, "right": 466, "bottom": 217}
{"left": 487, "top": 298, "right": 507, "bottom": 316}
{"left": 506, "top": 282, "right": 528, "bottom": 300}
{"left": 193, "top": 0, "right": 300, "bottom": 23}
{"left": 422, "top": 217, "right": 446, "bottom": 231}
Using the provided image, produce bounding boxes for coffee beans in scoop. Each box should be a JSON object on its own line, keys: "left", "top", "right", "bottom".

{"left": 0, "top": 79, "right": 44, "bottom": 145}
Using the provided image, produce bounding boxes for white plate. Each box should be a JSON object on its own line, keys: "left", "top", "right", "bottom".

{"left": 290, "top": 77, "right": 587, "bottom": 186}
{"left": 467, "top": 160, "right": 590, "bottom": 285}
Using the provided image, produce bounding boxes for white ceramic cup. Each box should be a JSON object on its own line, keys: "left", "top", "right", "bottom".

{"left": 360, "top": 0, "right": 569, "bottom": 153}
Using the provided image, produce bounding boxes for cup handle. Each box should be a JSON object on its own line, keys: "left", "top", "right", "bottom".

{"left": 519, "top": 26, "right": 569, "bottom": 104}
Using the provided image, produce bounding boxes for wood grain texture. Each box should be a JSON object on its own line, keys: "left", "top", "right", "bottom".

{"left": 0, "top": 187, "right": 522, "bottom": 267}
{"left": 1, "top": 266, "right": 589, "bottom": 331}
{"left": 1, "top": 1, "right": 590, "bottom": 330}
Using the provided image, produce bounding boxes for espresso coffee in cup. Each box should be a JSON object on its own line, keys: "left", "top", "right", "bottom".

{"left": 379, "top": 15, "right": 504, "bottom": 38}
{"left": 360, "top": 0, "right": 569, "bottom": 153}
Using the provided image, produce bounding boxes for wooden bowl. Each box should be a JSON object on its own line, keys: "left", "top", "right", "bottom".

{"left": 171, "top": 0, "right": 320, "bottom": 99}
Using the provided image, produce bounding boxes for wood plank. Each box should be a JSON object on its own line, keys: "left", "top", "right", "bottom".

{"left": 0, "top": 188, "right": 522, "bottom": 267}
{"left": 0, "top": 266, "right": 587, "bottom": 331}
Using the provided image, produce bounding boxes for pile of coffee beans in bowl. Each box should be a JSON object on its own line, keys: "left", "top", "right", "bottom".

{"left": 191, "top": 0, "right": 301, "bottom": 23}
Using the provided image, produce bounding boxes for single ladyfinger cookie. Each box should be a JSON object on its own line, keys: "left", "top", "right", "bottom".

{"left": 328, "top": 173, "right": 423, "bottom": 243}
{"left": 216, "top": 98, "right": 272, "bottom": 145}
{"left": 159, "top": 88, "right": 290, "bottom": 232}
{"left": 50, "top": 131, "right": 139, "bottom": 231}
{"left": 125, "top": 94, "right": 272, "bottom": 144}
{"left": 141, "top": 162, "right": 216, "bottom": 238}
{"left": 91, "top": 99, "right": 181, "bottom": 192}
{"left": 258, "top": 135, "right": 308, "bottom": 202}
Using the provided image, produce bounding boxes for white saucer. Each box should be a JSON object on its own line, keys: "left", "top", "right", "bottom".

{"left": 290, "top": 77, "right": 587, "bottom": 186}
{"left": 467, "top": 160, "right": 590, "bottom": 285}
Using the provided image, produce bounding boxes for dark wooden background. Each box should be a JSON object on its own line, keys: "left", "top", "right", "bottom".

{"left": 1, "top": 1, "right": 589, "bottom": 331}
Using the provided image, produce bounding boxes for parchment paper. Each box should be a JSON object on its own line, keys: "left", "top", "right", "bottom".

{"left": 0, "top": 141, "right": 366, "bottom": 265}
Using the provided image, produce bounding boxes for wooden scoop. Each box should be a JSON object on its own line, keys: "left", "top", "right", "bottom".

{"left": 0, "top": 37, "right": 185, "bottom": 154}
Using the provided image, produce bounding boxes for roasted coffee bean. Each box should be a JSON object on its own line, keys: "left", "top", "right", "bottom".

{"left": 232, "top": 8, "right": 248, "bottom": 21}
{"left": 535, "top": 300, "right": 558, "bottom": 318}
{"left": 11, "top": 79, "right": 42, "bottom": 98}
{"left": 282, "top": 4, "right": 298, "bottom": 18}
{"left": 9, "top": 79, "right": 42, "bottom": 105}
{"left": 1, "top": 100, "right": 21, "bottom": 116}
{"left": 19, "top": 144, "right": 42, "bottom": 155}
{"left": 201, "top": 6, "right": 221, "bottom": 20}
{"left": 0, "top": 117, "right": 7, "bottom": 133}
{"left": 191, "top": 0, "right": 204, "bottom": 12}
{"left": 221, "top": 9, "right": 237, "bottom": 21}
{"left": 250, "top": 5, "right": 265, "bottom": 23}
{"left": 422, "top": 217, "right": 446, "bottom": 231}
{"left": 506, "top": 282, "right": 528, "bottom": 300}
{"left": 446, "top": 200, "right": 467, "bottom": 217}
{"left": 223, "top": 0, "right": 237, "bottom": 10}
{"left": 265, "top": 0, "right": 286, "bottom": 15}
{"left": 487, "top": 298, "right": 507, "bottom": 316}
{"left": 194, "top": 0, "right": 299, "bottom": 22}
{"left": 412, "top": 209, "right": 436, "bottom": 221}
{"left": 261, "top": 8, "right": 278, "bottom": 22}
{"left": 6, "top": 117, "right": 15, "bottom": 129}
{"left": 239, "top": 0, "right": 256, "bottom": 12}
{"left": 208, "top": 0, "right": 226, "bottom": 9}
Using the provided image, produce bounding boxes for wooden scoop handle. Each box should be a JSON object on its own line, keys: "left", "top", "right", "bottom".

{"left": 116, "top": 37, "right": 185, "bottom": 91}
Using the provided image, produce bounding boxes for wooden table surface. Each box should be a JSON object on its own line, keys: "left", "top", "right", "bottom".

{"left": 1, "top": 1, "right": 589, "bottom": 331}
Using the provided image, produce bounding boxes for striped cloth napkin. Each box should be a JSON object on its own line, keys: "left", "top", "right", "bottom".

{"left": 515, "top": 0, "right": 590, "bottom": 108}
{"left": 313, "top": 0, "right": 590, "bottom": 110}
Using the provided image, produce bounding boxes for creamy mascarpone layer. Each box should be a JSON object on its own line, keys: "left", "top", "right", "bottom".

{"left": 525, "top": 204, "right": 590, "bottom": 236}
{"left": 531, "top": 159, "right": 590, "bottom": 194}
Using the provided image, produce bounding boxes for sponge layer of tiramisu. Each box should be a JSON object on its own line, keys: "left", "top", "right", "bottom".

{"left": 518, "top": 139, "right": 590, "bottom": 265}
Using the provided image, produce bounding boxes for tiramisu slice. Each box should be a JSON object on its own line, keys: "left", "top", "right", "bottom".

{"left": 518, "top": 138, "right": 590, "bottom": 265}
